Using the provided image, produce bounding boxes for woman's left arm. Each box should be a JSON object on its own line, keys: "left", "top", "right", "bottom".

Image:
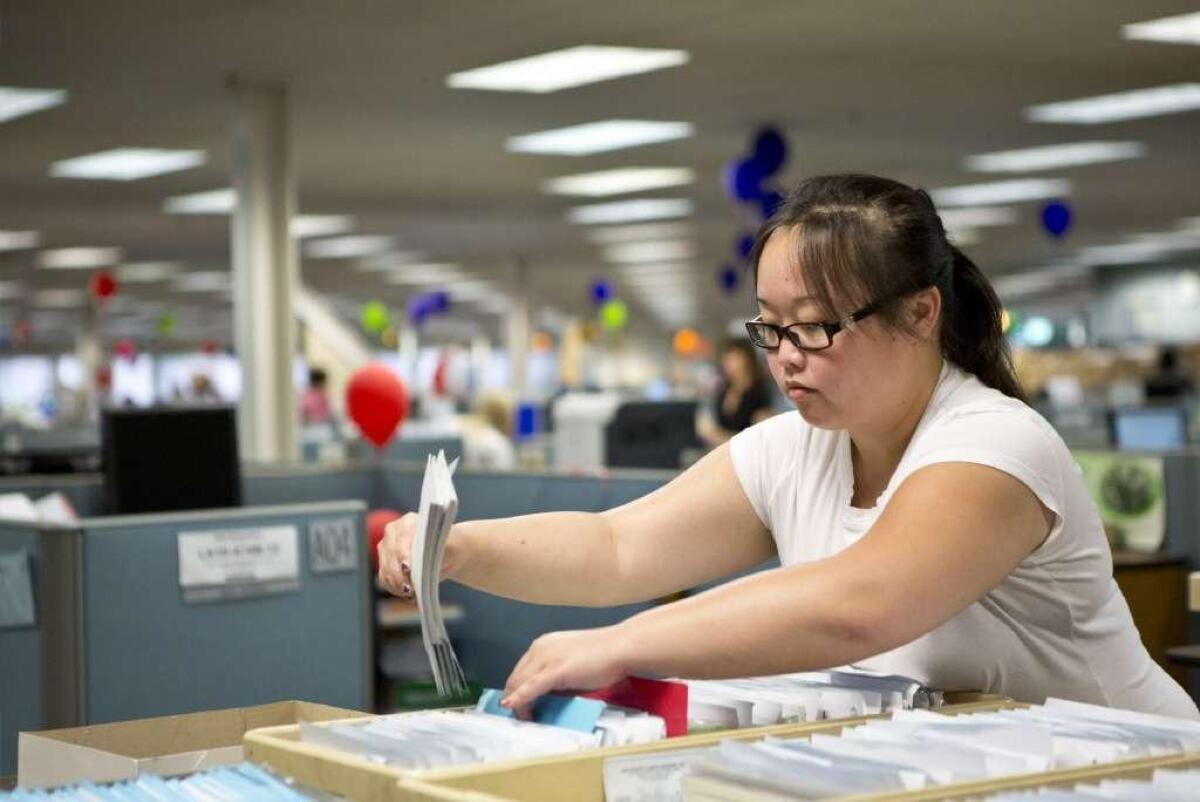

{"left": 501, "top": 461, "right": 1054, "bottom": 711}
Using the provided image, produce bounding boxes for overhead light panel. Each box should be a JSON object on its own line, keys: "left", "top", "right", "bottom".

{"left": 544, "top": 167, "right": 694, "bottom": 197}
{"left": 1026, "top": 83, "right": 1200, "bottom": 124}
{"left": 937, "top": 207, "right": 1019, "bottom": 228}
{"left": 39, "top": 247, "right": 123, "bottom": 269}
{"left": 584, "top": 222, "right": 692, "bottom": 244}
{"left": 0, "top": 281, "right": 25, "bottom": 300}
{"left": 447, "top": 45, "right": 688, "bottom": 93}
{"left": 51, "top": 148, "right": 206, "bottom": 181}
{"left": 384, "top": 264, "right": 469, "bottom": 285}
{"left": 965, "top": 141, "right": 1145, "bottom": 172}
{"left": 173, "top": 271, "right": 230, "bottom": 292}
{"left": 507, "top": 120, "right": 694, "bottom": 156}
{"left": 603, "top": 240, "right": 694, "bottom": 263}
{"left": 117, "top": 262, "right": 180, "bottom": 283}
{"left": 1123, "top": 11, "right": 1200, "bottom": 45}
{"left": 0, "top": 230, "right": 40, "bottom": 251}
{"left": 568, "top": 198, "right": 693, "bottom": 225}
{"left": 930, "top": 179, "right": 1070, "bottom": 208}
{"left": 291, "top": 215, "right": 355, "bottom": 239}
{"left": 355, "top": 251, "right": 428, "bottom": 271}
{"left": 164, "top": 188, "right": 236, "bottom": 215}
{"left": 32, "top": 289, "right": 86, "bottom": 308}
{"left": 0, "top": 87, "right": 68, "bottom": 124}
{"left": 304, "top": 235, "right": 395, "bottom": 259}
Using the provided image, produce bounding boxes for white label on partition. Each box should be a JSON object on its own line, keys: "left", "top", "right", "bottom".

{"left": 177, "top": 526, "right": 299, "bottom": 603}
{"left": 308, "top": 517, "right": 358, "bottom": 574}
{"left": 0, "top": 549, "right": 36, "bottom": 629}
{"left": 603, "top": 748, "right": 711, "bottom": 802}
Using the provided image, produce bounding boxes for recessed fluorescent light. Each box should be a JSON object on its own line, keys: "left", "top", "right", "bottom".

{"left": 384, "top": 264, "right": 469, "bottom": 285}
{"left": 164, "top": 188, "right": 236, "bottom": 214}
{"left": 584, "top": 222, "right": 692, "bottom": 244}
{"left": 51, "top": 148, "right": 206, "bottom": 181}
{"left": 544, "top": 167, "right": 695, "bottom": 197}
{"left": 117, "top": 262, "right": 180, "bottom": 283}
{"left": 1124, "top": 11, "right": 1200, "bottom": 45}
{"left": 930, "top": 179, "right": 1071, "bottom": 208}
{"left": 1026, "top": 83, "right": 1200, "bottom": 124}
{"left": 304, "top": 235, "right": 395, "bottom": 259}
{"left": 173, "top": 271, "right": 230, "bottom": 292}
{"left": 567, "top": 198, "right": 693, "bottom": 225}
{"left": 604, "top": 240, "right": 695, "bottom": 263}
{"left": 355, "top": 251, "right": 429, "bottom": 271}
{"left": 965, "top": 141, "right": 1145, "bottom": 172}
{"left": 39, "top": 247, "right": 123, "bottom": 269}
{"left": 446, "top": 281, "right": 499, "bottom": 300}
{"left": 507, "top": 120, "right": 694, "bottom": 156}
{"left": 291, "top": 215, "right": 355, "bottom": 239}
{"left": 447, "top": 45, "right": 688, "bottom": 93}
{"left": 0, "top": 87, "right": 68, "bottom": 124}
{"left": 0, "top": 230, "right": 40, "bottom": 251}
{"left": 32, "top": 289, "right": 86, "bottom": 308}
{"left": 937, "top": 207, "right": 1019, "bottom": 228}
{"left": 0, "top": 281, "right": 25, "bottom": 300}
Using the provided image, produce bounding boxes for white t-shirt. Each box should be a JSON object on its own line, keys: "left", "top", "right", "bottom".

{"left": 730, "top": 361, "right": 1198, "bottom": 718}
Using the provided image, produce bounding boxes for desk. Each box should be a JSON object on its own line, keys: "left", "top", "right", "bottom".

{"left": 1113, "top": 550, "right": 1189, "bottom": 685}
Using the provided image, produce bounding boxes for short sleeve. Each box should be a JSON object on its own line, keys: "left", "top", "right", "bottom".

{"left": 905, "top": 406, "right": 1068, "bottom": 546}
{"left": 728, "top": 411, "right": 802, "bottom": 530}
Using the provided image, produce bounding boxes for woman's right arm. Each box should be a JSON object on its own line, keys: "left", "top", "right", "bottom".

{"left": 377, "top": 444, "right": 775, "bottom": 607}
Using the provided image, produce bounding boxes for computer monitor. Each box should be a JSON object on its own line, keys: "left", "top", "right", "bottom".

{"left": 1110, "top": 406, "right": 1189, "bottom": 452}
{"left": 605, "top": 400, "right": 700, "bottom": 470}
{"left": 101, "top": 406, "right": 242, "bottom": 514}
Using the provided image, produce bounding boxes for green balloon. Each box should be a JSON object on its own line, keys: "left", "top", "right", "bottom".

{"left": 361, "top": 301, "right": 389, "bottom": 334}
{"left": 600, "top": 299, "right": 628, "bottom": 331}
{"left": 157, "top": 313, "right": 176, "bottom": 337}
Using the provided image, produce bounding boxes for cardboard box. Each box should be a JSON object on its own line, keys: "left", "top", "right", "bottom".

{"left": 244, "top": 694, "right": 1014, "bottom": 802}
{"left": 18, "top": 700, "right": 366, "bottom": 789}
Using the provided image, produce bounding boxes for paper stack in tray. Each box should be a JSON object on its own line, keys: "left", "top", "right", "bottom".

{"left": 681, "top": 697, "right": 1200, "bottom": 800}
{"left": 411, "top": 450, "right": 468, "bottom": 697}
{"left": 682, "top": 668, "right": 940, "bottom": 730}
{"left": 987, "top": 767, "right": 1200, "bottom": 800}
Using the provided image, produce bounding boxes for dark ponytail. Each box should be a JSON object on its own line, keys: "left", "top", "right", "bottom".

{"left": 752, "top": 174, "right": 1026, "bottom": 401}
{"left": 942, "top": 245, "right": 1026, "bottom": 401}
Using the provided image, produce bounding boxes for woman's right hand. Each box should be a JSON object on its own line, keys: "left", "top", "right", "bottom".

{"left": 377, "top": 513, "right": 466, "bottom": 599}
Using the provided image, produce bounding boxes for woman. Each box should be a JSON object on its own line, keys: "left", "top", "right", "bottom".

{"left": 379, "top": 174, "right": 1197, "bottom": 719}
{"left": 698, "top": 338, "right": 774, "bottom": 447}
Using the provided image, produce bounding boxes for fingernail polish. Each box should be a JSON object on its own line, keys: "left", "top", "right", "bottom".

{"left": 400, "top": 561, "right": 410, "bottom": 573}
{"left": 400, "top": 583, "right": 411, "bottom": 596}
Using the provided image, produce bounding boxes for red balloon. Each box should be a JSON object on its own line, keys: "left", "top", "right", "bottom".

{"left": 113, "top": 338, "right": 137, "bottom": 361}
{"left": 89, "top": 271, "right": 118, "bottom": 300}
{"left": 346, "top": 363, "right": 409, "bottom": 448}
{"left": 200, "top": 339, "right": 219, "bottom": 355}
{"left": 366, "top": 508, "right": 403, "bottom": 569}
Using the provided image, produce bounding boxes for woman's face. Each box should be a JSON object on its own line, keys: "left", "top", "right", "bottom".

{"left": 755, "top": 227, "right": 924, "bottom": 432}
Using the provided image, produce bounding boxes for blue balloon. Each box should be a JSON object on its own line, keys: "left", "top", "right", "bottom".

{"left": 1041, "top": 201, "right": 1072, "bottom": 239}
{"left": 736, "top": 233, "right": 755, "bottom": 260}
{"left": 718, "top": 265, "right": 739, "bottom": 294}
{"left": 590, "top": 278, "right": 612, "bottom": 306}
{"left": 430, "top": 291, "right": 450, "bottom": 313}
{"left": 722, "top": 157, "right": 764, "bottom": 203}
{"left": 407, "top": 295, "right": 430, "bottom": 324}
{"left": 757, "top": 189, "right": 785, "bottom": 220}
{"left": 752, "top": 127, "right": 788, "bottom": 177}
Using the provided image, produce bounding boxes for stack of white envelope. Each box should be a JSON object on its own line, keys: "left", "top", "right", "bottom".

{"left": 682, "top": 669, "right": 940, "bottom": 730}
{"left": 411, "top": 450, "right": 468, "bottom": 697}
{"left": 683, "top": 698, "right": 1200, "bottom": 800}
{"left": 986, "top": 767, "right": 1200, "bottom": 800}
{"left": 0, "top": 764, "right": 325, "bottom": 802}
{"left": 297, "top": 707, "right": 666, "bottom": 771}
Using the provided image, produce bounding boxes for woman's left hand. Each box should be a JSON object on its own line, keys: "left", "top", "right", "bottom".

{"left": 502, "top": 626, "right": 632, "bottom": 717}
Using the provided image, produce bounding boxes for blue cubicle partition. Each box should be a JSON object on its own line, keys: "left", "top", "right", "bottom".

{"left": 0, "top": 500, "right": 371, "bottom": 776}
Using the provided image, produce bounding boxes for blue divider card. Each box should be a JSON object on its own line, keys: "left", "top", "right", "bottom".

{"left": 476, "top": 688, "right": 606, "bottom": 734}
{"left": 0, "top": 549, "right": 35, "bottom": 629}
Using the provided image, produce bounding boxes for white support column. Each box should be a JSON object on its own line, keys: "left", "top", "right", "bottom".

{"left": 228, "top": 78, "right": 298, "bottom": 463}
{"left": 505, "top": 259, "right": 531, "bottom": 399}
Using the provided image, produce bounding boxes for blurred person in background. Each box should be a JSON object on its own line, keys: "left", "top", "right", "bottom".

{"left": 461, "top": 393, "right": 515, "bottom": 471}
{"left": 300, "top": 367, "right": 332, "bottom": 424}
{"left": 698, "top": 338, "right": 773, "bottom": 447}
{"left": 1144, "top": 345, "right": 1195, "bottom": 402}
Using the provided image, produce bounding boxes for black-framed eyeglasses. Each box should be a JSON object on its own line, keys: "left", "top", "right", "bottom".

{"left": 745, "top": 296, "right": 891, "bottom": 352}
